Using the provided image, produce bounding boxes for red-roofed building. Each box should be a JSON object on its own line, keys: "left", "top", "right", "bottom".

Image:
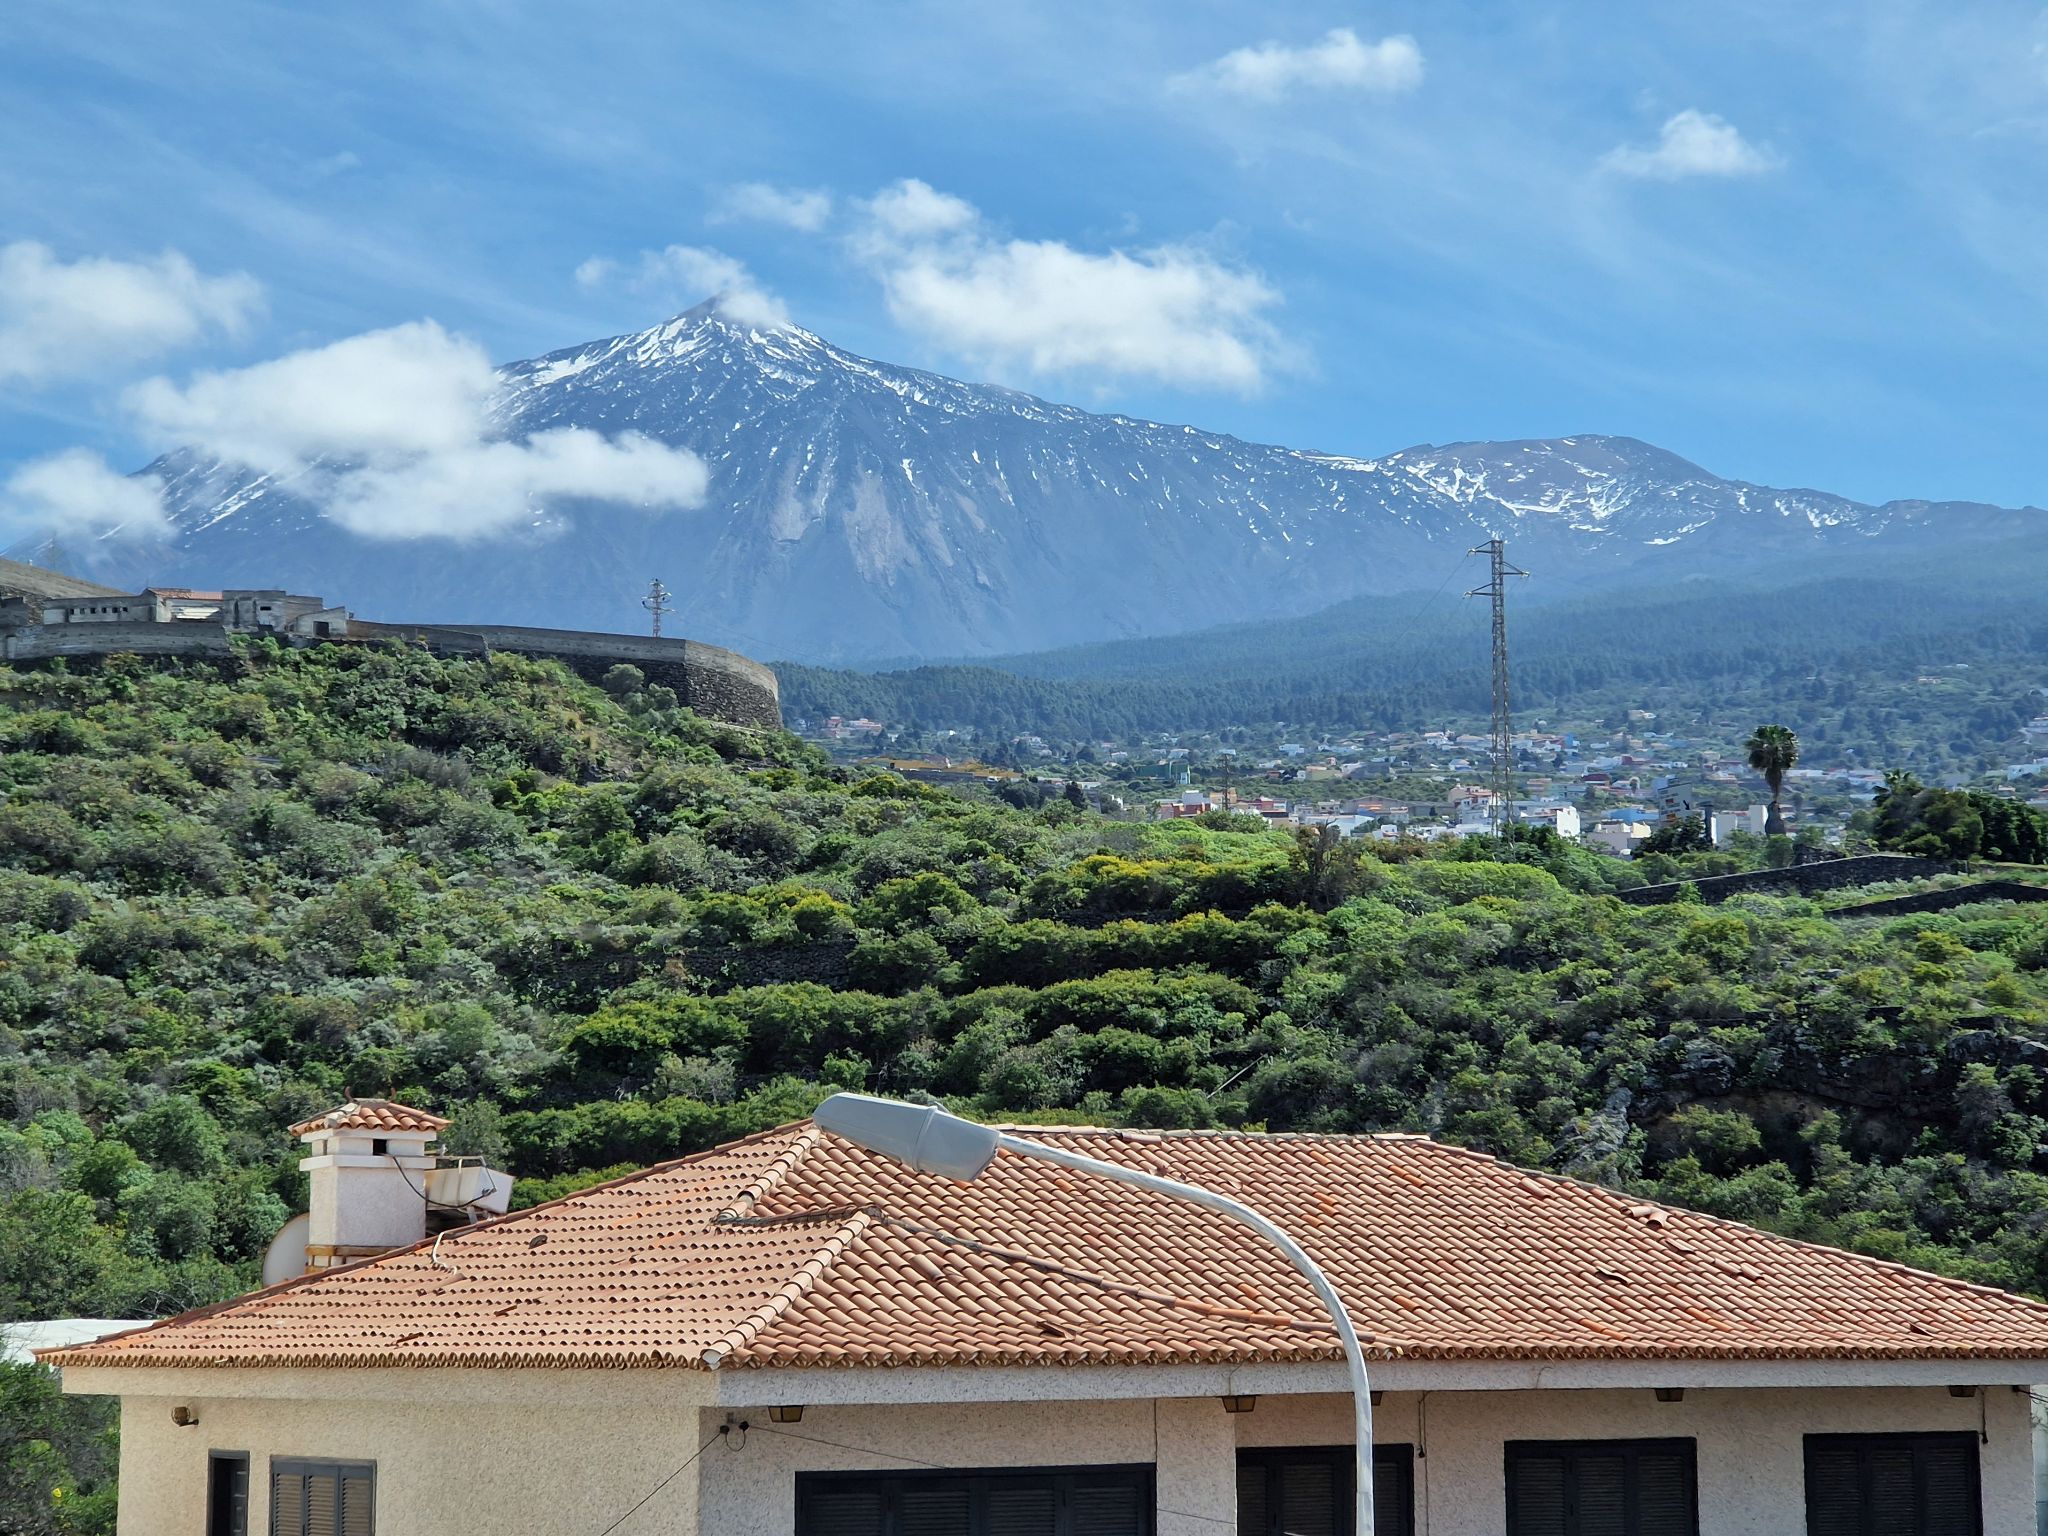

{"left": 45, "top": 1117, "right": 2048, "bottom": 1536}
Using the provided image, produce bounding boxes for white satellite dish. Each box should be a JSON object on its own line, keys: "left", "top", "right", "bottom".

{"left": 261, "top": 1212, "right": 313, "bottom": 1288}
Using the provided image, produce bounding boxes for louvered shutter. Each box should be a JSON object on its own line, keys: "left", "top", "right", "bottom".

{"left": 305, "top": 1470, "right": 340, "bottom": 1536}
{"left": 1072, "top": 1478, "right": 1145, "bottom": 1536}
{"left": 272, "top": 1471, "right": 307, "bottom": 1536}
{"left": 1634, "top": 1446, "right": 1693, "bottom": 1536}
{"left": 1574, "top": 1451, "right": 1628, "bottom": 1536}
{"left": 1372, "top": 1449, "right": 1412, "bottom": 1536}
{"left": 1919, "top": 1441, "right": 1978, "bottom": 1536}
{"left": 339, "top": 1466, "right": 374, "bottom": 1536}
{"left": 1806, "top": 1443, "right": 1861, "bottom": 1536}
{"left": 902, "top": 1485, "right": 973, "bottom": 1536}
{"left": 1509, "top": 1453, "right": 1568, "bottom": 1536}
{"left": 1238, "top": 1464, "right": 1272, "bottom": 1536}
{"left": 804, "top": 1485, "right": 888, "bottom": 1536}
{"left": 987, "top": 1486, "right": 1057, "bottom": 1536}
{"left": 1277, "top": 1458, "right": 1340, "bottom": 1536}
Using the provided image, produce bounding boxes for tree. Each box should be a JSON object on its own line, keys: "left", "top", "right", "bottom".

{"left": 1745, "top": 724, "right": 1800, "bottom": 837}
{"left": 1063, "top": 780, "right": 1087, "bottom": 810}
{"left": 1640, "top": 814, "right": 1709, "bottom": 857}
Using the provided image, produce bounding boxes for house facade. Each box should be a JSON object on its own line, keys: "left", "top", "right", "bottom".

{"left": 46, "top": 1115, "right": 2048, "bottom": 1536}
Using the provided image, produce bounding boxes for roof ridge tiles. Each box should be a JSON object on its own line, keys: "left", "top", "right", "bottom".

{"left": 717, "top": 1125, "right": 824, "bottom": 1222}
{"left": 698, "top": 1208, "right": 876, "bottom": 1370}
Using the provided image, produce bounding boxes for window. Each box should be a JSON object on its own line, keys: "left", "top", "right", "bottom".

{"left": 207, "top": 1453, "right": 248, "bottom": 1536}
{"left": 271, "top": 1458, "right": 375, "bottom": 1536}
{"left": 1236, "top": 1445, "right": 1415, "bottom": 1536}
{"left": 1804, "top": 1434, "right": 1981, "bottom": 1536}
{"left": 1505, "top": 1439, "right": 1696, "bottom": 1536}
{"left": 796, "top": 1466, "right": 1151, "bottom": 1536}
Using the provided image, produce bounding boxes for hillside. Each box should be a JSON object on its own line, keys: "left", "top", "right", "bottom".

{"left": 1, "top": 640, "right": 2047, "bottom": 1349}
{"left": 778, "top": 537, "right": 2048, "bottom": 774}
{"left": 15, "top": 301, "right": 2041, "bottom": 662}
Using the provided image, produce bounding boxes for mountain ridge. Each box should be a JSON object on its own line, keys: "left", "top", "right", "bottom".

{"left": 16, "top": 300, "right": 2042, "bottom": 662}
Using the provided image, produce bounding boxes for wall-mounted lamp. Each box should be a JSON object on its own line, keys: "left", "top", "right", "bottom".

{"left": 1654, "top": 1388, "right": 1685, "bottom": 1403}
{"left": 1948, "top": 1385, "right": 1978, "bottom": 1399}
{"left": 1221, "top": 1395, "right": 1259, "bottom": 1414}
{"left": 769, "top": 1405, "right": 805, "bottom": 1424}
{"left": 1370, "top": 1391, "right": 1384, "bottom": 1407}
{"left": 171, "top": 1406, "right": 199, "bottom": 1427}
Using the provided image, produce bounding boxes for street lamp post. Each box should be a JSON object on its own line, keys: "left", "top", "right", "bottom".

{"left": 812, "top": 1093, "right": 1376, "bottom": 1536}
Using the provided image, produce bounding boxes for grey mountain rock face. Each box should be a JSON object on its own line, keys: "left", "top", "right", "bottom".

{"left": 25, "top": 301, "right": 2040, "bottom": 662}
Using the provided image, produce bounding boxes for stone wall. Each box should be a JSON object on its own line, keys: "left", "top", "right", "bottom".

{"left": 1825, "top": 879, "right": 2048, "bottom": 920}
{"left": 1618, "top": 854, "right": 1949, "bottom": 906}
{"left": 0, "top": 616, "right": 781, "bottom": 732}
{"left": 347, "top": 620, "right": 780, "bottom": 730}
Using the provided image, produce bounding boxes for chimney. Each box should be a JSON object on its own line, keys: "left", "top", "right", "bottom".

{"left": 290, "top": 1099, "right": 452, "bottom": 1273}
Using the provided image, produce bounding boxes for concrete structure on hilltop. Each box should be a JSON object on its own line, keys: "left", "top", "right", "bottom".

{"left": 0, "top": 583, "right": 781, "bottom": 731}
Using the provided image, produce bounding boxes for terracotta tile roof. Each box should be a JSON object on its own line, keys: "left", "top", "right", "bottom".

{"left": 286, "top": 1099, "right": 451, "bottom": 1137}
{"left": 44, "top": 1123, "right": 2048, "bottom": 1372}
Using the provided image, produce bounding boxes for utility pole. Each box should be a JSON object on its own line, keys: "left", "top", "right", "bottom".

{"left": 1466, "top": 539, "right": 1527, "bottom": 837}
{"left": 641, "top": 578, "right": 676, "bottom": 639}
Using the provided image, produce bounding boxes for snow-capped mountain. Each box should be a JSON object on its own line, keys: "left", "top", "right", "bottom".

{"left": 25, "top": 301, "right": 2041, "bottom": 661}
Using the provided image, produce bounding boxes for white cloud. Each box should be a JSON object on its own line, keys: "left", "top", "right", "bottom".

{"left": 1176, "top": 27, "right": 1423, "bottom": 99}
{"left": 2, "top": 449, "right": 169, "bottom": 542}
{"left": 712, "top": 182, "right": 833, "bottom": 232}
{"left": 576, "top": 244, "right": 790, "bottom": 329}
{"left": 123, "top": 321, "right": 709, "bottom": 541}
{"left": 1602, "top": 110, "right": 1781, "bottom": 180}
{"left": 0, "top": 242, "right": 263, "bottom": 387}
{"left": 850, "top": 179, "right": 1288, "bottom": 392}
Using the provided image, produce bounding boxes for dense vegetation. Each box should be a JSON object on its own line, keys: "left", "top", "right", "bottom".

{"left": 7, "top": 642, "right": 2048, "bottom": 1531}
{"left": 779, "top": 541, "right": 2048, "bottom": 774}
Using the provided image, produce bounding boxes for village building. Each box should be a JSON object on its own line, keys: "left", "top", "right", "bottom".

{"left": 42, "top": 1103, "right": 2048, "bottom": 1536}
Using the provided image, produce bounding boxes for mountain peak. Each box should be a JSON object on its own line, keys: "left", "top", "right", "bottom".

{"left": 41, "top": 315, "right": 2042, "bottom": 663}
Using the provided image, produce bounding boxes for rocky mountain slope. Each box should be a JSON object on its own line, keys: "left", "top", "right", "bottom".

{"left": 22, "top": 301, "right": 2041, "bottom": 662}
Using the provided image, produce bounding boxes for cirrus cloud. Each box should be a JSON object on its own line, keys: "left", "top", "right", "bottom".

{"left": 1602, "top": 110, "right": 1781, "bottom": 180}
{"left": 850, "top": 179, "right": 1290, "bottom": 392}
{"left": 0, "top": 241, "right": 263, "bottom": 387}
{"left": 1174, "top": 27, "right": 1423, "bottom": 100}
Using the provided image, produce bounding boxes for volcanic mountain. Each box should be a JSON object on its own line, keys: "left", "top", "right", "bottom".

{"left": 25, "top": 301, "right": 2041, "bottom": 662}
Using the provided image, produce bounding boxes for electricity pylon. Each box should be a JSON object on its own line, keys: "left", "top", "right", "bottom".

{"left": 1466, "top": 539, "right": 1527, "bottom": 836}
{"left": 641, "top": 578, "right": 676, "bottom": 638}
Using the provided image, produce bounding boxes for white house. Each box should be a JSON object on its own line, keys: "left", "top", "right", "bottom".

{"left": 45, "top": 1107, "right": 2048, "bottom": 1536}
{"left": 1710, "top": 806, "right": 1772, "bottom": 845}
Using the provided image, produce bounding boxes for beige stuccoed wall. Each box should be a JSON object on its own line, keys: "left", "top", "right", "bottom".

{"left": 84, "top": 1370, "right": 2039, "bottom": 1536}
{"left": 695, "top": 1396, "right": 1239, "bottom": 1536}
{"left": 105, "top": 1372, "right": 711, "bottom": 1536}
{"left": 1240, "top": 1386, "right": 2034, "bottom": 1536}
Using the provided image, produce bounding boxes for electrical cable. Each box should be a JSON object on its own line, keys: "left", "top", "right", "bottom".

{"left": 591, "top": 1425, "right": 724, "bottom": 1536}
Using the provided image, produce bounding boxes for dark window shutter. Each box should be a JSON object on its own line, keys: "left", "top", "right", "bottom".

{"left": 1806, "top": 1444, "right": 1862, "bottom": 1536}
{"left": 1574, "top": 1451, "right": 1628, "bottom": 1536}
{"left": 1071, "top": 1479, "right": 1145, "bottom": 1536}
{"left": 1372, "top": 1448, "right": 1414, "bottom": 1536}
{"left": 804, "top": 1485, "right": 888, "bottom": 1536}
{"left": 1509, "top": 1453, "right": 1568, "bottom": 1536}
{"left": 1279, "top": 1459, "right": 1340, "bottom": 1536}
{"left": 986, "top": 1486, "right": 1056, "bottom": 1536}
{"left": 901, "top": 1485, "right": 972, "bottom": 1536}
{"left": 1805, "top": 1434, "right": 1981, "bottom": 1536}
{"left": 1920, "top": 1442, "right": 1977, "bottom": 1536}
{"left": 1634, "top": 1448, "right": 1693, "bottom": 1536}
{"left": 305, "top": 1471, "right": 340, "bottom": 1536}
{"left": 1238, "top": 1465, "right": 1272, "bottom": 1536}
{"left": 208, "top": 1455, "right": 249, "bottom": 1536}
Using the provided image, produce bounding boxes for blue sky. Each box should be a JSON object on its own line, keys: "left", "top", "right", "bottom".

{"left": 4, "top": 0, "right": 2048, "bottom": 521}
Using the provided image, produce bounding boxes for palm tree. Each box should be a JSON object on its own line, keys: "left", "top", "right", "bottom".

{"left": 1746, "top": 724, "right": 1799, "bottom": 836}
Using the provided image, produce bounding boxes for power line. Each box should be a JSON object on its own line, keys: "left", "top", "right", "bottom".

{"left": 592, "top": 1425, "right": 723, "bottom": 1536}
{"left": 1465, "top": 538, "right": 1527, "bottom": 836}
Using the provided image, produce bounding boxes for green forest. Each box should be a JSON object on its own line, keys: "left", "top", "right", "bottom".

{"left": 7, "top": 641, "right": 2048, "bottom": 1529}
{"left": 778, "top": 540, "right": 2048, "bottom": 773}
